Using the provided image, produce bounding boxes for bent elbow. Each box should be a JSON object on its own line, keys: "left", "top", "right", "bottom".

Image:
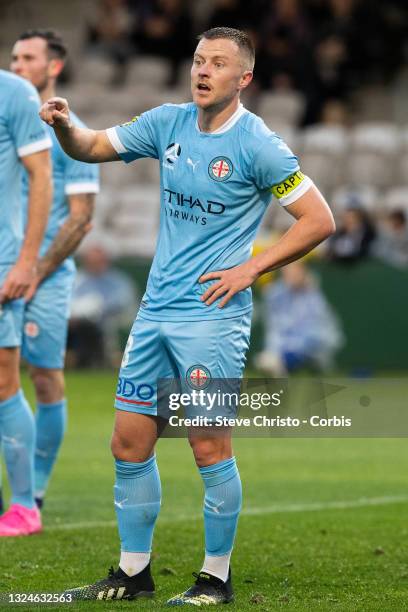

{"left": 317, "top": 208, "right": 336, "bottom": 240}
{"left": 324, "top": 215, "right": 336, "bottom": 238}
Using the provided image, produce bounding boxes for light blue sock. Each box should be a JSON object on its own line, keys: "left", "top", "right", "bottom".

{"left": 114, "top": 455, "right": 161, "bottom": 552}
{"left": 0, "top": 390, "right": 35, "bottom": 508}
{"left": 34, "top": 400, "right": 67, "bottom": 499}
{"left": 199, "top": 457, "right": 242, "bottom": 556}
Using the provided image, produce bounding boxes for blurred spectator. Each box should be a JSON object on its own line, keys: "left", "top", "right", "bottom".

{"left": 86, "top": 0, "right": 134, "bottom": 86}
{"left": 206, "top": 0, "right": 247, "bottom": 31}
{"left": 320, "top": 98, "right": 349, "bottom": 125}
{"left": 135, "top": 0, "right": 193, "bottom": 87}
{"left": 373, "top": 209, "right": 408, "bottom": 268}
{"left": 302, "top": 0, "right": 366, "bottom": 123}
{"left": 67, "top": 243, "right": 137, "bottom": 368}
{"left": 256, "top": 262, "right": 343, "bottom": 375}
{"left": 327, "top": 207, "right": 376, "bottom": 264}
{"left": 254, "top": 0, "right": 312, "bottom": 93}
{"left": 79, "top": 0, "right": 407, "bottom": 110}
{"left": 314, "top": 34, "right": 351, "bottom": 95}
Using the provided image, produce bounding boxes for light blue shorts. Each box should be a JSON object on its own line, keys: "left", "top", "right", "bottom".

{"left": 0, "top": 265, "right": 24, "bottom": 348}
{"left": 21, "top": 270, "right": 75, "bottom": 369}
{"left": 115, "top": 312, "right": 252, "bottom": 417}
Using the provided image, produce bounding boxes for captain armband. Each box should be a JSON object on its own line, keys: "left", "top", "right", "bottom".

{"left": 270, "top": 171, "right": 313, "bottom": 206}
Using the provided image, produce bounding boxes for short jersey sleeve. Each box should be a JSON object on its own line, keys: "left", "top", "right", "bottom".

{"left": 9, "top": 80, "right": 51, "bottom": 158}
{"left": 105, "top": 107, "right": 160, "bottom": 163}
{"left": 251, "top": 134, "right": 313, "bottom": 206}
{"left": 64, "top": 154, "right": 100, "bottom": 195}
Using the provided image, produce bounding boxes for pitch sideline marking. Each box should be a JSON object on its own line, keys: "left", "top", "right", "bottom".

{"left": 47, "top": 494, "right": 408, "bottom": 532}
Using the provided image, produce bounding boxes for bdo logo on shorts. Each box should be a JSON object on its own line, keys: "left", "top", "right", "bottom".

{"left": 186, "top": 365, "right": 212, "bottom": 390}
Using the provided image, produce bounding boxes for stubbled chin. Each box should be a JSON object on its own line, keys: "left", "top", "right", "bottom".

{"left": 193, "top": 94, "right": 213, "bottom": 108}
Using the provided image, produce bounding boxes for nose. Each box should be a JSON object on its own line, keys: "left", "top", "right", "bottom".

{"left": 198, "top": 64, "right": 210, "bottom": 78}
{"left": 11, "top": 59, "right": 22, "bottom": 73}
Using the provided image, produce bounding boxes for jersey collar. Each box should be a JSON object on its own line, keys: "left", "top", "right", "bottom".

{"left": 196, "top": 103, "right": 246, "bottom": 135}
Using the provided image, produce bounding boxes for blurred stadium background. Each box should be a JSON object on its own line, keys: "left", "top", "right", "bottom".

{"left": 2, "top": 0, "right": 408, "bottom": 372}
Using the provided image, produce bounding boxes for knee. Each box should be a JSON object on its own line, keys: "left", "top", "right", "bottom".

{"left": 31, "top": 370, "right": 64, "bottom": 403}
{"left": 110, "top": 429, "right": 152, "bottom": 463}
{"left": 189, "top": 437, "right": 227, "bottom": 467}
{"left": 0, "top": 379, "right": 19, "bottom": 402}
{"left": 111, "top": 430, "right": 128, "bottom": 459}
{"left": 0, "top": 349, "right": 20, "bottom": 401}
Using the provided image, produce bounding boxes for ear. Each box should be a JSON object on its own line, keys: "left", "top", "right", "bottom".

{"left": 239, "top": 70, "right": 253, "bottom": 91}
{"left": 48, "top": 58, "right": 64, "bottom": 79}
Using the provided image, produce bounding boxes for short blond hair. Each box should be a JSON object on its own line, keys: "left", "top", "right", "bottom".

{"left": 198, "top": 27, "right": 255, "bottom": 72}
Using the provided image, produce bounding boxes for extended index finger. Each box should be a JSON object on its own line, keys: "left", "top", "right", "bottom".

{"left": 47, "top": 96, "right": 68, "bottom": 109}
{"left": 40, "top": 101, "right": 57, "bottom": 124}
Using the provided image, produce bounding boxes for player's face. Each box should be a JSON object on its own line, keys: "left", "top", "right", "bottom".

{"left": 191, "top": 38, "right": 252, "bottom": 110}
{"left": 10, "top": 38, "right": 59, "bottom": 92}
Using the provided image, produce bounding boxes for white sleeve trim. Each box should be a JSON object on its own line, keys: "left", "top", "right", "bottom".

{"left": 18, "top": 136, "right": 52, "bottom": 158}
{"left": 278, "top": 176, "right": 314, "bottom": 206}
{"left": 65, "top": 182, "right": 100, "bottom": 195}
{"left": 106, "top": 127, "right": 127, "bottom": 154}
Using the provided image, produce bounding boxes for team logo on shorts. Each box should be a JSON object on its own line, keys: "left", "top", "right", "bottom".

{"left": 25, "top": 321, "right": 39, "bottom": 338}
{"left": 208, "top": 157, "right": 233, "bottom": 182}
{"left": 186, "top": 365, "right": 212, "bottom": 390}
{"left": 164, "top": 142, "right": 181, "bottom": 165}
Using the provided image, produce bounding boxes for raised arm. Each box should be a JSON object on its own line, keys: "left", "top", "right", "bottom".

{"left": 40, "top": 97, "right": 119, "bottom": 163}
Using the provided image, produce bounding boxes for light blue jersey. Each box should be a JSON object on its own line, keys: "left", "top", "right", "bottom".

{"left": 20, "top": 111, "right": 99, "bottom": 368}
{"left": 0, "top": 70, "right": 51, "bottom": 266}
{"left": 107, "top": 103, "right": 312, "bottom": 321}
{"left": 22, "top": 111, "right": 100, "bottom": 279}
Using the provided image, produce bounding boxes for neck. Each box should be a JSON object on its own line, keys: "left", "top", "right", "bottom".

{"left": 39, "top": 81, "right": 56, "bottom": 104}
{"left": 198, "top": 96, "right": 240, "bottom": 133}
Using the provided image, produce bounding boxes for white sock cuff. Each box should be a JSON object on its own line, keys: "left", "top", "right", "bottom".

{"left": 119, "top": 551, "right": 151, "bottom": 577}
{"left": 201, "top": 551, "right": 232, "bottom": 582}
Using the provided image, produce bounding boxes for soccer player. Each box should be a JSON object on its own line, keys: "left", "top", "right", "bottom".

{"left": 40, "top": 27, "right": 335, "bottom": 603}
{"left": 0, "top": 69, "right": 52, "bottom": 536}
{"left": 9, "top": 30, "right": 99, "bottom": 509}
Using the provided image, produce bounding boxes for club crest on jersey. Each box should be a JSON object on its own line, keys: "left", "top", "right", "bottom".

{"left": 186, "top": 365, "right": 211, "bottom": 390}
{"left": 208, "top": 156, "right": 233, "bottom": 182}
{"left": 164, "top": 142, "right": 181, "bottom": 165}
{"left": 25, "top": 321, "right": 39, "bottom": 338}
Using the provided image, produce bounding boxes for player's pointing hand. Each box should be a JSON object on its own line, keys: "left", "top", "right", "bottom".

{"left": 199, "top": 261, "right": 260, "bottom": 308}
{"left": 39, "top": 97, "right": 71, "bottom": 128}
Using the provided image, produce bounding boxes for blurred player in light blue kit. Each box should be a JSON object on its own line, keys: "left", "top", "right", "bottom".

{"left": 40, "top": 27, "right": 335, "bottom": 604}
{"left": 0, "top": 70, "right": 52, "bottom": 536}
{"left": 10, "top": 30, "right": 99, "bottom": 509}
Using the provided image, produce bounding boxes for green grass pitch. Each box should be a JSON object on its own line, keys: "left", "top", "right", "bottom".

{"left": 0, "top": 371, "right": 407, "bottom": 611}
